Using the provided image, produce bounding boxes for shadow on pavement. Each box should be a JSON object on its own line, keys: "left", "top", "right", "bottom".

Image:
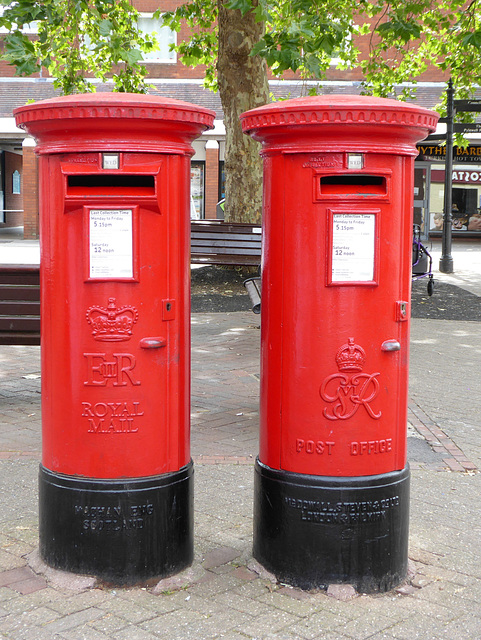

{"left": 191, "top": 266, "right": 481, "bottom": 321}
{"left": 411, "top": 278, "right": 481, "bottom": 321}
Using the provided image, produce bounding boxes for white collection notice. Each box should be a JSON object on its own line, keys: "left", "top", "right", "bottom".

{"left": 89, "top": 209, "right": 133, "bottom": 279}
{"left": 331, "top": 213, "right": 376, "bottom": 282}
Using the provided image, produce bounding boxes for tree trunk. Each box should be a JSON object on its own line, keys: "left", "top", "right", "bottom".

{"left": 217, "top": 0, "right": 268, "bottom": 223}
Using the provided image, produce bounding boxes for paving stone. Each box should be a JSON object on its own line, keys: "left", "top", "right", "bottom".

{"left": 139, "top": 608, "right": 206, "bottom": 636}
{"left": 151, "top": 565, "right": 208, "bottom": 595}
{"left": 326, "top": 584, "right": 358, "bottom": 601}
{"left": 231, "top": 566, "right": 258, "bottom": 581}
{"left": 62, "top": 627, "right": 112, "bottom": 640}
{"left": 0, "top": 566, "right": 32, "bottom": 587}
{"left": 287, "top": 610, "right": 353, "bottom": 639}
{"left": 89, "top": 612, "right": 131, "bottom": 634}
{"left": 113, "top": 626, "right": 159, "bottom": 640}
{"left": 40, "top": 607, "right": 106, "bottom": 633}
{"left": 97, "top": 597, "right": 158, "bottom": 624}
{"left": 11, "top": 575, "right": 48, "bottom": 595}
{"left": 257, "top": 590, "right": 319, "bottom": 617}
{"left": 116, "top": 592, "right": 180, "bottom": 616}
{"left": 202, "top": 546, "right": 241, "bottom": 569}
{"left": 241, "top": 609, "right": 303, "bottom": 637}
{"left": 386, "top": 615, "right": 457, "bottom": 640}
{"left": 214, "top": 591, "right": 273, "bottom": 617}
{"left": 342, "top": 613, "right": 398, "bottom": 639}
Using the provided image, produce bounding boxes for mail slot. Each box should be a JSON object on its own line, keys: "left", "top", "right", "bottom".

{"left": 319, "top": 174, "right": 387, "bottom": 195}
{"left": 14, "top": 94, "right": 215, "bottom": 584}
{"left": 67, "top": 174, "right": 156, "bottom": 194}
{"left": 241, "top": 96, "right": 438, "bottom": 593}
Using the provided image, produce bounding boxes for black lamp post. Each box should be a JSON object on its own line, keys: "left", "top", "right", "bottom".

{"left": 439, "top": 79, "right": 454, "bottom": 273}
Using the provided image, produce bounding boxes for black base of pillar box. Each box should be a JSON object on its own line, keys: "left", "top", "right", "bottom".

{"left": 253, "top": 459, "right": 410, "bottom": 593}
{"left": 39, "top": 461, "right": 194, "bottom": 585}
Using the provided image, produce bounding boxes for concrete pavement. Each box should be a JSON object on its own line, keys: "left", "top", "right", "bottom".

{"left": 0, "top": 229, "right": 480, "bottom": 639}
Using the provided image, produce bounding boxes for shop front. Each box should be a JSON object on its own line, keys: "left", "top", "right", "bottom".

{"left": 416, "top": 143, "right": 481, "bottom": 238}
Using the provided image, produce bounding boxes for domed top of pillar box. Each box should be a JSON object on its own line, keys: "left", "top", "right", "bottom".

{"left": 240, "top": 95, "right": 439, "bottom": 156}
{"left": 14, "top": 92, "right": 216, "bottom": 155}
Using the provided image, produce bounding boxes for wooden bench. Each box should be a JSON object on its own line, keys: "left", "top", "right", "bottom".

{"left": 191, "top": 220, "right": 262, "bottom": 266}
{"left": 0, "top": 265, "right": 40, "bottom": 345}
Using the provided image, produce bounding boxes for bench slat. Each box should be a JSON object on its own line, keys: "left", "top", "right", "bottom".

{"left": 190, "top": 255, "right": 258, "bottom": 265}
{"left": 0, "top": 332, "right": 40, "bottom": 346}
{"left": 191, "top": 237, "right": 261, "bottom": 245}
{"left": 0, "top": 273, "right": 40, "bottom": 286}
{"left": 0, "top": 286, "right": 40, "bottom": 301}
{"left": 0, "top": 317, "right": 41, "bottom": 331}
{"left": 192, "top": 247, "right": 261, "bottom": 255}
{"left": 192, "top": 238, "right": 261, "bottom": 246}
{"left": 0, "top": 300, "right": 40, "bottom": 315}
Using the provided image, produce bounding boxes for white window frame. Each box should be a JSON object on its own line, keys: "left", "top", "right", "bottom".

{"left": 12, "top": 170, "right": 21, "bottom": 195}
{"left": 138, "top": 13, "right": 176, "bottom": 64}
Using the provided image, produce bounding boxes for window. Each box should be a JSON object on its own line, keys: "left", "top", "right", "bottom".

{"left": 218, "top": 162, "right": 225, "bottom": 201}
{"left": 190, "top": 163, "right": 205, "bottom": 219}
{"left": 138, "top": 14, "right": 176, "bottom": 63}
{"left": 12, "top": 170, "right": 21, "bottom": 195}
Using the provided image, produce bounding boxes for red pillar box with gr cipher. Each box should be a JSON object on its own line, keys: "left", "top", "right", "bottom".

{"left": 241, "top": 96, "right": 438, "bottom": 593}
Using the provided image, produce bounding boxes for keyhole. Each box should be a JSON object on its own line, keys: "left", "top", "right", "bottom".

{"left": 166, "top": 303, "right": 171, "bottom": 312}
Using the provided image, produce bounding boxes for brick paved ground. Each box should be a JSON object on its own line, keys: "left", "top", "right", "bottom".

{"left": 0, "top": 303, "right": 480, "bottom": 638}
{"left": 191, "top": 313, "right": 260, "bottom": 464}
{"left": 1, "top": 231, "right": 481, "bottom": 640}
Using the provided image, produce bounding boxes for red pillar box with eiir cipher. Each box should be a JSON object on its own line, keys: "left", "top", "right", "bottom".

{"left": 14, "top": 94, "right": 215, "bottom": 584}
{"left": 241, "top": 96, "right": 438, "bottom": 593}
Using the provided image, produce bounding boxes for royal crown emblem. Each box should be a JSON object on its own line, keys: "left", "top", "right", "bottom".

{"left": 335, "top": 338, "right": 366, "bottom": 372}
{"left": 86, "top": 298, "right": 139, "bottom": 342}
{"left": 320, "top": 337, "right": 381, "bottom": 421}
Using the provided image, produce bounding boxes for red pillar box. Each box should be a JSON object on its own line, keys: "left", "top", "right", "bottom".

{"left": 241, "top": 96, "right": 438, "bottom": 593}
{"left": 14, "top": 94, "right": 215, "bottom": 584}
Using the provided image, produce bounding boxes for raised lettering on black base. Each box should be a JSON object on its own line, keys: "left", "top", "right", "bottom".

{"left": 253, "top": 459, "right": 410, "bottom": 593}
{"left": 39, "top": 462, "right": 193, "bottom": 585}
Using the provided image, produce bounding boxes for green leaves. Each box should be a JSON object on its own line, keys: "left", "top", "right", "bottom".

{"left": 98, "top": 19, "right": 113, "bottom": 37}
{"left": 360, "top": 0, "right": 481, "bottom": 102}
{"left": 375, "top": 19, "right": 422, "bottom": 42}
{"left": 462, "top": 29, "right": 481, "bottom": 48}
{"left": 0, "top": 0, "right": 157, "bottom": 94}
{"left": 227, "top": 0, "right": 254, "bottom": 16}
{"left": 2, "top": 31, "right": 38, "bottom": 76}
{"left": 251, "top": 1, "right": 359, "bottom": 77}
{"left": 4, "top": 0, "right": 481, "bottom": 101}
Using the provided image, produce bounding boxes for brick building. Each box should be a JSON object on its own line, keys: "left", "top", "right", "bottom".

{"left": 0, "top": 2, "right": 480, "bottom": 239}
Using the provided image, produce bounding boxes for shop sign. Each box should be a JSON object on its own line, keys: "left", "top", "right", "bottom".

{"left": 417, "top": 144, "right": 481, "bottom": 163}
{"left": 431, "top": 169, "right": 481, "bottom": 185}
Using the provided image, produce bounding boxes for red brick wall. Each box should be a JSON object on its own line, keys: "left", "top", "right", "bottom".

{"left": 205, "top": 142, "right": 219, "bottom": 219}
{"left": 21, "top": 143, "right": 39, "bottom": 239}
